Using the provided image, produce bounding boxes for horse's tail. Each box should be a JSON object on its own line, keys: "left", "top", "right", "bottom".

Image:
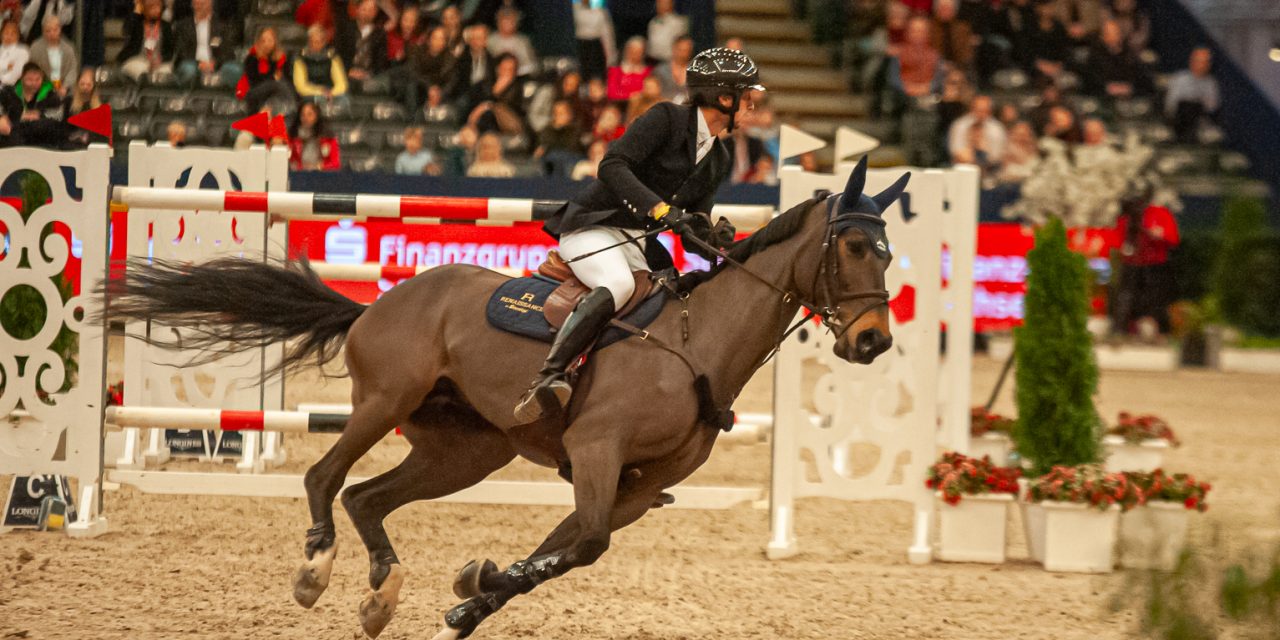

{"left": 100, "top": 257, "right": 366, "bottom": 376}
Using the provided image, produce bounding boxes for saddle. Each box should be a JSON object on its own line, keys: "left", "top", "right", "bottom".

{"left": 535, "top": 251, "right": 657, "bottom": 328}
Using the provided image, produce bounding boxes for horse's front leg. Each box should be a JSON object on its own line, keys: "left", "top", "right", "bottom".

{"left": 432, "top": 438, "right": 656, "bottom": 640}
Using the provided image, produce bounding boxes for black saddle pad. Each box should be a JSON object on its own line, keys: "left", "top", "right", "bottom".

{"left": 486, "top": 275, "right": 667, "bottom": 349}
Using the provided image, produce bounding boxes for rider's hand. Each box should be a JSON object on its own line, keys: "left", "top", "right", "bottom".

{"left": 710, "top": 217, "right": 736, "bottom": 249}
{"left": 653, "top": 203, "right": 696, "bottom": 233}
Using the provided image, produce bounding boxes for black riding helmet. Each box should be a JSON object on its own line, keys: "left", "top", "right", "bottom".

{"left": 686, "top": 47, "right": 766, "bottom": 132}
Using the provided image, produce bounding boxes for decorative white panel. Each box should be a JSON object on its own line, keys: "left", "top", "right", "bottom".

{"left": 938, "top": 166, "right": 979, "bottom": 452}
{"left": 768, "top": 165, "right": 948, "bottom": 563}
{"left": 0, "top": 145, "right": 111, "bottom": 535}
{"left": 119, "top": 143, "right": 288, "bottom": 470}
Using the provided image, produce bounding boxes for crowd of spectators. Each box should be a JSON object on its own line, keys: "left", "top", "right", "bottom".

{"left": 834, "top": 0, "right": 1222, "bottom": 184}
{"left": 0, "top": 0, "right": 1226, "bottom": 190}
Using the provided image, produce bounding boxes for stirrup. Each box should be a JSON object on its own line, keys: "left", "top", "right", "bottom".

{"left": 513, "top": 377, "right": 572, "bottom": 423}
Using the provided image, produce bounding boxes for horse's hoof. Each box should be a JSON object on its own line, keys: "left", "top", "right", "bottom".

{"left": 358, "top": 563, "right": 405, "bottom": 638}
{"left": 430, "top": 627, "right": 463, "bottom": 640}
{"left": 452, "top": 559, "right": 498, "bottom": 599}
{"left": 292, "top": 543, "right": 338, "bottom": 609}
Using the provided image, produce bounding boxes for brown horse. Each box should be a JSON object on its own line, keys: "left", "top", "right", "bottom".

{"left": 103, "top": 158, "right": 909, "bottom": 639}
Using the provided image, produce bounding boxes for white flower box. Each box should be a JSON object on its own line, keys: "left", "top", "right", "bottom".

{"left": 1092, "top": 343, "right": 1180, "bottom": 372}
{"left": 1219, "top": 348, "right": 1280, "bottom": 374}
{"left": 969, "top": 432, "right": 1014, "bottom": 467}
{"left": 1118, "top": 501, "right": 1191, "bottom": 571}
{"left": 1103, "top": 435, "right": 1170, "bottom": 472}
{"left": 936, "top": 493, "right": 1013, "bottom": 564}
{"left": 1037, "top": 501, "right": 1120, "bottom": 573}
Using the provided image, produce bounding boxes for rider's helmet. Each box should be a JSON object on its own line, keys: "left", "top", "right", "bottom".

{"left": 686, "top": 47, "right": 766, "bottom": 132}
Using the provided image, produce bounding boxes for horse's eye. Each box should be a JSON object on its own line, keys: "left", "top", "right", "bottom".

{"left": 845, "top": 237, "right": 868, "bottom": 257}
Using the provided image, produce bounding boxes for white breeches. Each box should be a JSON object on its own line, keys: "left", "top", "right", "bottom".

{"left": 557, "top": 226, "right": 649, "bottom": 309}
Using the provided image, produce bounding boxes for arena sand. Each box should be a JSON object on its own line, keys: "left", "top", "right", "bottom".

{"left": 2, "top": 345, "right": 1278, "bottom": 639}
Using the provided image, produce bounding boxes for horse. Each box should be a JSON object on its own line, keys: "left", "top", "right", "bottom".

{"left": 102, "top": 157, "right": 909, "bottom": 639}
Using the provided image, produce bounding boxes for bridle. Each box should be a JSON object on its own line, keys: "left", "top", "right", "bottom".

{"left": 679, "top": 193, "right": 891, "bottom": 359}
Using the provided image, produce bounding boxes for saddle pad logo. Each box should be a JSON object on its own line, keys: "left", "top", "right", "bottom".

{"left": 498, "top": 289, "right": 545, "bottom": 314}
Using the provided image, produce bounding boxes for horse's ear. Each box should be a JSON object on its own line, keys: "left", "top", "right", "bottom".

{"left": 840, "top": 156, "right": 869, "bottom": 210}
{"left": 872, "top": 172, "right": 911, "bottom": 213}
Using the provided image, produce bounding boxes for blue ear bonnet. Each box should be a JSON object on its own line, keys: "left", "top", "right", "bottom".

{"left": 825, "top": 156, "right": 911, "bottom": 259}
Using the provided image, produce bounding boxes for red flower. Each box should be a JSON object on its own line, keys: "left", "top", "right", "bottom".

{"left": 1184, "top": 496, "right": 1198, "bottom": 510}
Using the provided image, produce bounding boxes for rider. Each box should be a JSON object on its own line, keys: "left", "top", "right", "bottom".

{"left": 513, "top": 47, "right": 767, "bottom": 423}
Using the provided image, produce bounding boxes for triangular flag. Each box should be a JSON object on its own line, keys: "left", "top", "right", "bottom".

{"left": 834, "top": 126, "right": 879, "bottom": 163}
{"left": 778, "top": 124, "right": 825, "bottom": 163}
{"left": 268, "top": 114, "right": 289, "bottom": 144}
{"left": 232, "top": 111, "right": 271, "bottom": 140}
{"left": 67, "top": 103, "right": 112, "bottom": 144}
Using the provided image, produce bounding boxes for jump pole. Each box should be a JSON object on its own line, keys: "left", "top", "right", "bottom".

{"left": 308, "top": 262, "right": 525, "bottom": 281}
{"left": 110, "top": 187, "right": 778, "bottom": 230}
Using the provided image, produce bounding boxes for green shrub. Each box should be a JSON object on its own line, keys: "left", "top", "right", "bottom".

{"left": 1013, "top": 218, "right": 1101, "bottom": 475}
{"left": 1211, "top": 195, "right": 1280, "bottom": 337}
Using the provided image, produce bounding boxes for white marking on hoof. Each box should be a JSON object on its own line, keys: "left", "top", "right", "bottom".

{"left": 358, "top": 563, "right": 405, "bottom": 639}
{"left": 292, "top": 543, "right": 338, "bottom": 609}
{"left": 430, "top": 626, "right": 462, "bottom": 640}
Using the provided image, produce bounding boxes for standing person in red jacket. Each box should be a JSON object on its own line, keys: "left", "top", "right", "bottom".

{"left": 1114, "top": 186, "right": 1180, "bottom": 336}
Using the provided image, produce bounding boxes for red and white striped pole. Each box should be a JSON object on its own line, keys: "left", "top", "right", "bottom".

{"left": 110, "top": 186, "right": 777, "bottom": 230}
{"left": 308, "top": 262, "right": 524, "bottom": 281}
{"left": 105, "top": 405, "right": 349, "bottom": 434}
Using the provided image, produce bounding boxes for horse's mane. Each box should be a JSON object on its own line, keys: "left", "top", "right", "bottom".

{"left": 675, "top": 195, "right": 825, "bottom": 292}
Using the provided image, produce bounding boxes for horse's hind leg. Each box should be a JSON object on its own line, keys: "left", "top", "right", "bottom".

{"left": 340, "top": 402, "right": 516, "bottom": 638}
{"left": 292, "top": 390, "right": 419, "bottom": 609}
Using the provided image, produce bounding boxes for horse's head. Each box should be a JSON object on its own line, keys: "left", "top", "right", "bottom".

{"left": 819, "top": 156, "right": 909, "bottom": 364}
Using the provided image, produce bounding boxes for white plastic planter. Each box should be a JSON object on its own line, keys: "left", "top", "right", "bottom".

{"left": 1103, "top": 435, "right": 1170, "bottom": 472}
{"left": 1038, "top": 501, "right": 1120, "bottom": 573}
{"left": 1219, "top": 348, "right": 1280, "bottom": 374}
{"left": 1118, "top": 501, "right": 1191, "bottom": 570}
{"left": 969, "top": 433, "right": 1014, "bottom": 467}
{"left": 936, "top": 493, "right": 1013, "bottom": 563}
{"left": 1020, "top": 499, "right": 1046, "bottom": 564}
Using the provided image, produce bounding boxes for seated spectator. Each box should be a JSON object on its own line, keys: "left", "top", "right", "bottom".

{"left": 726, "top": 126, "right": 764, "bottom": 184}
{"left": 1053, "top": 0, "right": 1103, "bottom": 44}
{"left": 1026, "top": 0, "right": 1069, "bottom": 81}
{"left": 0, "top": 62, "right": 63, "bottom": 147}
{"left": 166, "top": 120, "right": 187, "bottom": 147}
{"left": 844, "top": 0, "right": 889, "bottom": 95}
{"left": 294, "top": 25, "right": 348, "bottom": 106}
{"left": 173, "top": 0, "right": 239, "bottom": 88}
{"left": 1107, "top": 0, "right": 1149, "bottom": 53}
{"left": 745, "top": 153, "right": 778, "bottom": 186}
{"left": 441, "top": 124, "right": 477, "bottom": 176}
{"left": 1028, "top": 79, "right": 1066, "bottom": 134}
{"left": 889, "top": 16, "right": 943, "bottom": 101}
{"left": 289, "top": 100, "right": 341, "bottom": 171}
{"left": 930, "top": 0, "right": 973, "bottom": 74}
{"left": 1043, "top": 104, "right": 1081, "bottom": 143}
{"left": 607, "top": 37, "right": 651, "bottom": 103}
{"left": 936, "top": 68, "right": 972, "bottom": 153}
{"left": 651, "top": 34, "right": 691, "bottom": 102}
{"left": 237, "top": 26, "right": 293, "bottom": 113}
{"left": 440, "top": 5, "right": 464, "bottom": 57}
{"left": 996, "top": 102, "right": 1020, "bottom": 129}
{"left": 385, "top": 4, "right": 423, "bottom": 67}
{"left": 584, "top": 76, "right": 609, "bottom": 128}
{"left": 1164, "top": 46, "right": 1218, "bottom": 144}
{"left": 466, "top": 53, "right": 526, "bottom": 138}
{"left": 405, "top": 25, "right": 459, "bottom": 110}
{"left": 997, "top": 120, "right": 1038, "bottom": 183}
{"left": 486, "top": 7, "right": 537, "bottom": 77}
{"left": 591, "top": 103, "right": 624, "bottom": 144}
{"left": 573, "top": 0, "right": 616, "bottom": 82}
{"left": 459, "top": 24, "right": 494, "bottom": 99}
{"left": 646, "top": 0, "right": 688, "bottom": 63}
{"left": 19, "top": 0, "right": 71, "bottom": 45}
{"left": 395, "top": 126, "right": 439, "bottom": 175}
{"left": 467, "top": 131, "right": 516, "bottom": 177}
{"left": 1081, "top": 117, "right": 1108, "bottom": 146}
{"left": 571, "top": 138, "right": 607, "bottom": 180}
{"left": 724, "top": 37, "right": 745, "bottom": 51}
{"left": 948, "top": 95, "right": 1006, "bottom": 165}
{"left": 995, "top": 0, "right": 1035, "bottom": 71}
{"left": 1084, "top": 19, "right": 1142, "bottom": 98}
{"left": 0, "top": 19, "right": 29, "bottom": 88}
{"left": 535, "top": 98, "right": 585, "bottom": 178}
{"left": 118, "top": 0, "right": 174, "bottom": 81}
{"left": 336, "top": 0, "right": 389, "bottom": 92}
{"left": 28, "top": 15, "right": 74, "bottom": 93}
{"left": 554, "top": 70, "right": 590, "bottom": 129}
{"left": 625, "top": 75, "right": 664, "bottom": 125}
{"left": 421, "top": 84, "right": 457, "bottom": 125}
{"left": 63, "top": 68, "right": 100, "bottom": 146}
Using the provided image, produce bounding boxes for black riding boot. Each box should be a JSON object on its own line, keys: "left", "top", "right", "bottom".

{"left": 513, "top": 287, "right": 616, "bottom": 423}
